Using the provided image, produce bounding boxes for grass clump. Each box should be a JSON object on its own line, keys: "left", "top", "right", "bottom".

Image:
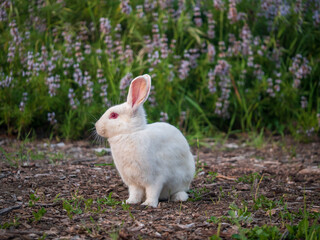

{"left": 0, "top": 0, "right": 319, "bottom": 139}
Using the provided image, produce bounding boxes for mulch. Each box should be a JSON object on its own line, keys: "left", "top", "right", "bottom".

{"left": 0, "top": 136, "right": 319, "bottom": 239}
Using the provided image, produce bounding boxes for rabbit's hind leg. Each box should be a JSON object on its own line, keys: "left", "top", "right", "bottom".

{"left": 171, "top": 191, "right": 188, "bottom": 202}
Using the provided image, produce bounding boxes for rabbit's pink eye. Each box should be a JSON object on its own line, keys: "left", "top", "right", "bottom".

{"left": 109, "top": 112, "right": 119, "bottom": 119}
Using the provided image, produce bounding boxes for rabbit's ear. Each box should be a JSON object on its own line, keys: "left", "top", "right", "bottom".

{"left": 127, "top": 74, "right": 151, "bottom": 111}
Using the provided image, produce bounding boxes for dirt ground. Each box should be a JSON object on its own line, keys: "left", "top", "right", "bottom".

{"left": 0, "top": 135, "right": 319, "bottom": 239}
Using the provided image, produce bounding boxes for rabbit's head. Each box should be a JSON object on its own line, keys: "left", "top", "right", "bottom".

{"left": 95, "top": 74, "right": 151, "bottom": 139}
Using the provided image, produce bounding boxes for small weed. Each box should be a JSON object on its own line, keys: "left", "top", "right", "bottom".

{"left": 225, "top": 202, "right": 253, "bottom": 225}
{"left": 109, "top": 230, "right": 120, "bottom": 240}
{"left": 253, "top": 195, "right": 279, "bottom": 211}
{"left": 95, "top": 150, "right": 109, "bottom": 157}
{"left": 97, "top": 192, "right": 121, "bottom": 206}
{"left": 188, "top": 187, "right": 210, "bottom": 202}
{"left": 0, "top": 147, "right": 18, "bottom": 167}
{"left": 286, "top": 217, "right": 320, "bottom": 240}
{"left": 38, "top": 233, "right": 47, "bottom": 240}
{"left": 236, "top": 172, "right": 261, "bottom": 184}
{"left": 95, "top": 163, "right": 115, "bottom": 167}
{"left": 245, "top": 129, "right": 266, "bottom": 148}
{"left": 207, "top": 171, "right": 218, "bottom": 182}
{"left": 121, "top": 202, "right": 130, "bottom": 211}
{"left": 29, "top": 193, "right": 40, "bottom": 207}
{"left": 207, "top": 216, "right": 220, "bottom": 224}
{"left": 0, "top": 217, "right": 20, "bottom": 229}
{"left": 32, "top": 207, "right": 46, "bottom": 222}
{"left": 48, "top": 152, "right": 65, "bottom": 164}
{"left": 62, "top": 199, "right": 83, "bottom": 219}
{"left": 237, "top": 225, "right": 281, "bottom": 240}
{"left": 84, "top": 198, "right": 94, "bottom": 212}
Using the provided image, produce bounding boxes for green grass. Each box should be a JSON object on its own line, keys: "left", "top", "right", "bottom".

{"left": 0, "top": 0, "right": 319, "bottom": 140}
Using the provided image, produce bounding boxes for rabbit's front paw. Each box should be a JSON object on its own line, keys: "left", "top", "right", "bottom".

{"left": 126, "top": 197, "right": 141, "bottom": 204}
{"left": 141, "top": 199, "right": 158, "bottom": 208}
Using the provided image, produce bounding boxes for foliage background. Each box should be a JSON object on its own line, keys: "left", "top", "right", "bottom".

{"left": 0, "top": 0, "right": 319, "bottom": 140}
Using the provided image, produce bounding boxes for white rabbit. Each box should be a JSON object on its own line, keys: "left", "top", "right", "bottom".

{"left": 95, "top": 74, "right": 195, "bottom": 207}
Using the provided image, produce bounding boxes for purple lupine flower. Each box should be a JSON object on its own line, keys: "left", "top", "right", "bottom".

{"left": 62, "top": 57, "right": 73, "bottom": 76}
{"left": 19, "top": 92, "right": 28, "bottom": 112}
{"left": 208, "top": 69, "right": 216, "bottom": 93}
{"left": 97, "top": 69, "right": 104, "bottom": 81}
{"left": 83, "top": 80, "right": 94, "bottom": 104}
{"left": 266, "top": 78, "right": 275, "bottom": 97}
{"left": 193, "top": 6, "right": 202, "bottom": 27}
{"left": 228, "top": 0, "right": 238, "bottom": 23}
{"left": 9, "top": 20, "right": 22, "bottom": 45}
{"left": 124, "top": 45, "right": 133, "bottom": 63}
{"left": 97, "top": 69, "right": 108, "bottom": 105}
{"left": 148, "top": 85, "right": 156, "bottom": 107}
{"left": 207, "top": 44, "right": 216, "bottom": 62}
{"left": 99, "top": 18, "right": 111, "bottom": 35}
{"left": 89, "top": 21, "right": 95, "bottom": 32}
{"left": 274, "top": 73, "right": 281, "bottom": 92}
{"left": 104, "top": 35, "right": 113, "bottom": 57}
{"left": 160, "top": 112, "right": 169, "bottom": 122}
{"left": 211, "top": 60, "right": 231, "bottom": 118}
{"left": 280, "top": 4, "right": 290, "bottom": 16}
{"left": 187, "top": 49, "right": 200, "bottom": 69}
{"left": 73, "top": 64, "right": 84, "bottom": 86}
{"left": 144, "top": 35, "right": 153, "bottom": 54}
{"left": 206, "top": 12, "right": 215, "bottom": 39}
{"left": 74, "top": 41, "right": 84, "bottom": 63}
{"left": 119, "top": 73, "right": 133, "bottom": 96}
{"left": 47, "top": 74, "right": 61, "bottom": 97}
{"left": 313, "top": 10, "right": 320, "bottom": 26}
{"left": 83, "top": 71, "right": 91, "bottom": 86}
{"left": 289, "top": 54, "right": 311, "bottom": 88}
{"left": 179, "top": 111, "right": 187, "bottom": 124}
{"left": 240, "top": 23, "right": 252, "bottom": 56}
{"left": 79, "top": 21, "right": 88, "bottom": 41}
{"left": 62, "top": 31, "right": 73, "bottom": 54}
{"left": 168, "top": 70, "right": 175, "bottom": 82}
{"left": 213, "top": 0, "right": 225, "bottom": 10}
{"left": 0, "top": 1, "right": 9, "bottom": 22}
{"left": 152, "top": 24, "right": 160, "bottom": 47}
{"left": 152, "top": 12, "right": 159, "bottom": 21}
{"left": 7, "top": 44, "right": 15, "bottom": 62}
{"left": 68, "top": 88, "right": 78, "bottom": 109}
{"left": 148, "top": 50, "right": 161, "bottom": 66}
{"left": 300, "top": 96, "right": 308, "bottom": 109}
{"left": 218, "top": 41, "right": 226, "bottom": 58}
{"left": 84, "top": 44, "right": 91, "bottom": 55}
{"left": 305, "top": 127, "right": 315, "bottom": 137}
{"left": 172, "top": 0, "right": 185, "bottom": 20}
{"left": 254, "top": 64, "right": 264, "bottom": 81}
{"left": 136, "top": 5, "right": 144, "bottom": 18}
{"left": 120, "top": 0, "right": 132, "bottom": 14}
{"left": 144, "top": 0, "right": 155, "bottom": 12}
{"left": 227, "top": 34, "right": 241, "bottom": 56}
{"left": 0, "top": 72, "right": 13, "bottom": 88}
{"left": 160, "top": 36, "right": 169, "bottom": 59}
{"left": 39, "top": 46, "right": 48, "bottom": 71}
{"left": 48, "top": 112, "right": 57, "bottom": 125}
{"left": 178, "top": 60, "right": 190, "bottom": 80}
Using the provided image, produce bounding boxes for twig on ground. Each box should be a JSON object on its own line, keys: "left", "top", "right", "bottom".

{"left": 0, "top": 204, "right": 22, "bottom": 216}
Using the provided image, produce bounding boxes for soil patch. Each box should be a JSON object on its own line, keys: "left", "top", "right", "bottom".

{"left": 0, "top": 136, "right": 319, "bottom": 239}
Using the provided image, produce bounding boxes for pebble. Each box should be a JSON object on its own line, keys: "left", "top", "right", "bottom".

{"left": 224, "top": 143, "right": 239, "bottom": 149}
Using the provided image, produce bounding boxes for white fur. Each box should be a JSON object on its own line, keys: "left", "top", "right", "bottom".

{"left": 95, "top": 74, "right": 195, "bottom": 208}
